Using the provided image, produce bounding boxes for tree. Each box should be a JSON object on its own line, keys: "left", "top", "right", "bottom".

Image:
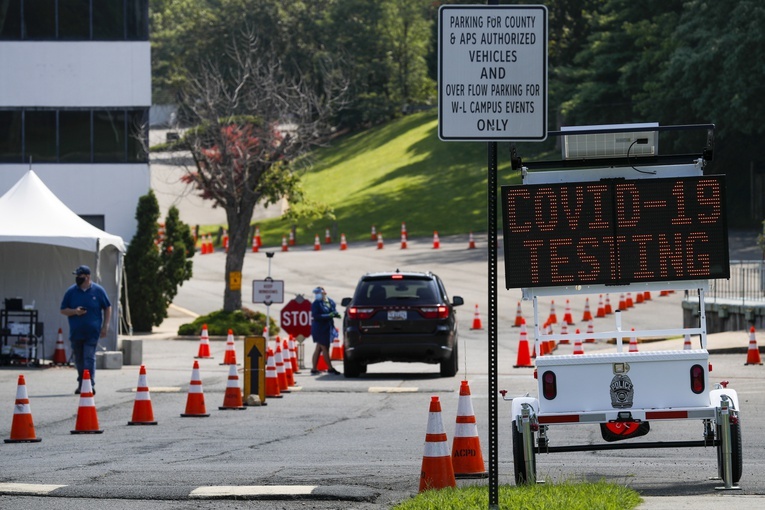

{"left": 123, "top": 192, "right": 196, "bottom": 332}
{"left": 173, "top": 30, "right": 345, "bottom": 312}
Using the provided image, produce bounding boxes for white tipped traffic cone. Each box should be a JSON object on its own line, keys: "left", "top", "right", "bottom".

{"left": 52, "top": 328, "right": 68, "bottom": 365}
{"left": 219, "top": 364, "right": 247, "bottom": 410}
{"left": 683, "top": 334, "right": 692, "bottom": 350}
{"left": 340, "top": 233, "right": 348, "bottom": 251}
{"left": 221, "top": 329, "right": 238, "bottom": 365}
{"left": 5, "top": 375, "right": 41, "bottom": 443}
{"left": 419, "top": 396, "right": 456, "bottom": 492}
{"left": 181, "top": 361, "right": 210, "bottom": 417}
{"left": 128, "top": 365, "right": 157, "bottom": 425}
{"left": 451, "top": 381, "right": 487, "bottom": 479}
{"left": 629, "top": 329, "right": 639, "bottom": 352}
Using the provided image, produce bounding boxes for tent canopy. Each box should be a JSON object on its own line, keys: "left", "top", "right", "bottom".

{"left": 0, "top": 171, "right": 125, "bottom": 359}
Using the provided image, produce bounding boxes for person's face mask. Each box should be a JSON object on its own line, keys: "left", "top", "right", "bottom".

{"left": 76, "top": 276, "right": 86, "bottom": 286}
{"left": 314, "top": 292, "right": 323, "bottom": 300}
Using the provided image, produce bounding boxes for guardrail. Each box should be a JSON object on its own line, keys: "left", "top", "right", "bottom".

{"left": 705, "top": 260, "right": 765, "bottom": 305}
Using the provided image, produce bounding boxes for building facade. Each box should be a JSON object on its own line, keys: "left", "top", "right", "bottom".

{"left": 0, "top": 0, "right": 151, "bottom": 241}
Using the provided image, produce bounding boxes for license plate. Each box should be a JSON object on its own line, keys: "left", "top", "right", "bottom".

{"left": 387, "top": 310, "right": 407, "bottom": 321}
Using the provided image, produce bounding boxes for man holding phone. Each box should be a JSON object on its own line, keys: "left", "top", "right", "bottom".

{"left": 60, "top": 265, "right": 111, "bottom": 394}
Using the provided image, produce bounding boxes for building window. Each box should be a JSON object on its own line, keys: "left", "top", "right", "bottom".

{"left": 0, "top": 108, "right": 148, "bottom": 164}
{"left": 0, "top": 0, "right": 148, "bottom": 41}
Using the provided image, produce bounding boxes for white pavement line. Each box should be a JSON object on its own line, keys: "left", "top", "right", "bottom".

{"left": 0, "top": 483, "right": 67, "bottom": 495}
{"left": 368, "top": 387, "right": 418, "bottom": 393}
{"left": 189, "top": 485, "right": 319, "bottom": 498}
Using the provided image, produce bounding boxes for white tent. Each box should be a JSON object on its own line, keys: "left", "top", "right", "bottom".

{"left": 0, "top": 171, "right": 125, "bottom": 361}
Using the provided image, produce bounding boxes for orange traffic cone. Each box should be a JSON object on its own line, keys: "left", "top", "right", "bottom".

{"left": 514, "top": 320, "right": 533, "bottom": 368}
{"left": 281, "top": 338, "right": 296, "bottom": 386}
{"left": 220, "top": 329, "right": 238, "bottom": 365}
{"left": 289, "top": 230, "right": 295, "bottom": 246}
{"left": 314, "top": 234, "right": 321, "bottom": 251}
{"left": 128, "top": 365, "right": 157, "bottom": 425}
{"left": 401, "top": 232, "right": 408, "bottom": 249}
{"left": 52, "top": 328, "right": 68, "bottom": 365}
{"left": 547, "top": 300, "right": 558, "bottom": 324}
{"left": 340, "top": 233, "right": 348, "bottom": 251}
{"left": 200, "top": 236, "right": 207, "bottom": 254}
{"left": 643, "top": 291, "right": 652, "bottom": 301}
{"left": 513, "top": 301, "right": 524, "bottom": 327}
{"left": 629, "top": 329, "right": 639, "bottom": 353}
{"left": 683, "top": 334, "right": 692, "bottom": 350}
{"left": 562, "top": 300, "right": 574, "bottom": 325}
{"left": 573, "top": 331, "right": 584, "bottom": 355}
{"left": 604, "top": 294, "right": 613, "bottom": 315}
{"left": 195, "top": 324, "right": 213, "bottom": 359}
{"left": 419, "top": 396, "right": 456, "bottom": 492}
{"left": 252, "top": 233, "right": 259, "bottom": 253}
{"left": 636, "top": 291, "right": 644, "bottom": 304}
{"left": 596, "top": 295, "right": 606, "bottom": 318}
{"left": 265, "top": 348, "right": 282, "bottom": 398}
{"left": 219, "top": 364, "right": 246, "bottom": 410}
{"left": 5, "top": 375, "right": 41, "bottom": 443}
{"left": 275, "top": 342, "right": 290, "bottom": 393}
{"left": 377, "top": 233, "right": 384, "bottom": 250}
{"left": 206, "top": 234, "right": 213, "bottom": 254}
{"left": 281, "top": 235, "right": 289, "bottom": 252}
{"left": 181, "top": 361, "right": 210, "bottom": 417}
{"left": 433, "top": 231, "right": 440, "bottom": 249}
{"left": 316, "top": 350, "right": 329, "bottom": 371}
{"left": 71, "top": 370, "right": 103, "bottom": 433}
{"left": 371, "top": 225, "right": 377, "bottom": 241}
{"left": 585, "top": 319, "right": 596, "bottom": 343}
{"left": 618, "top": 294, "right": 627, "bottom": 311}
{"left": 581, "top": 298, "right": 593, "bottom": 322}
{"left": 452, "top": 381, "right": 487, "bottom": 478}
{"left": 745, "top": 326, "right": 763, "bottom": 365}
{"left": 330, "top": 330, "right": 344, "bottom": 361}
{"left": 557, "top": 322, "right": 569, "bottom": 344}
{"left": 468, "top": 232, "right": 476, "bottom": 249}
{"left": 660, "top": 290, "right": 670, "bottom": 296}
{"left": 325, "top": 228, "right": 332, "bottom": 244}
{"left": 254, "top": 225, "right": 262, "bottom": 248}
{"left": 289, "top": 335, "right": 300, "bottom": 374}
{"left": 626, "top": 292, "right": 634, "bottom": 308}
{"left": 470, "top": 304, "right": 483, "bottom": 330}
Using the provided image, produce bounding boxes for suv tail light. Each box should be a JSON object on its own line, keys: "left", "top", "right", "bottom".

{"left": 348, "top": 307, "right": 375, "bottom": 320}
{"left": 690, "top": 364, "right": 705, "bottom": 394}
{"left": 419, "top": 306, "right": 449, "bottom": 319}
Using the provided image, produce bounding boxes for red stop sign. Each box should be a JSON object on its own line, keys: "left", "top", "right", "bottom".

{"left": 280, "top": 297, "right": 312, "bottom": 338}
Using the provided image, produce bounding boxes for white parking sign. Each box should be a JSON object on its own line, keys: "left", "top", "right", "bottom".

{"left": 438, "top": 5, "right": 548, "bottom": 141}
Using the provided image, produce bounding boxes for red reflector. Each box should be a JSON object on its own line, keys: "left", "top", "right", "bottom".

{"left": 645, "top": 410, "right": 688, "bottom": 420}
{"left": 542, "top": 370, "right": 557, "bottom": 400}
{"left": 538, "top": 414, "right": 579, "bottom": 424}
{"left": 690, "top": 364, "right": 705, "bottom": 394}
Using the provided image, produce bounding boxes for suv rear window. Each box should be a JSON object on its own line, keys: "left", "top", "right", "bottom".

{"left": 353, "top": 278, "right": 439, "bottom": 305}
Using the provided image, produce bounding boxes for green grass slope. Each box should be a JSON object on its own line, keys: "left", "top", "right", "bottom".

{"left": 257, "top": 109, "right": 523, "bottom": 246}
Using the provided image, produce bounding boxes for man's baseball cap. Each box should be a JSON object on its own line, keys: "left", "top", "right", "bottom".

{"left": 72, "top": 265, "right": 91, "bottom": 275}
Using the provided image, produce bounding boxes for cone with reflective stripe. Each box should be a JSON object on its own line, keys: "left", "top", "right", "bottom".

{"left": 220, "top": 329, "right": 238, "bottom": 365}
{"left": 52, "top": 328, "right": 68, "bottom": 365}
{"left": 618, "top": 294, "right": 627, "bottom": 311}
{"left": 468, "top": 232, "right": 476, "bottom": 249}
{"left": 339, "top": 233, "right": 348, "bottom": 251}
{"left": 573, "top": 331, "right": 584, "bottom": 355}
{"left": 562, "top": 300, "right": 574, "bottom": 325}
{"left": 265, "top": 348, "right": 282, "bottom": 398}
{"left": 558, "top": 322, "right": 570, "bottom": 344}
{"left": 596, "top": 294, "right": 606, "bottom": 318}
{"left": 376, "top": 233, "right": 384, "bottom": 250}
{"left": 452, "top": 381, "right": 487, "bottom": 478}
{"left": 513, "top": 301, "right": 524, "bottom": 327}
{"left": 314, "top": 234, "right": 321, "bottom": 251}
{"left": 419, "top": 396, "right": 456, "bottom": 492}
{"left": 181, "top": 361, "right": 210, "bottom": 417}
{"left": 330, "top": 330, "right": 344, "bottom": 361}
{"left": 581, "top": 297, "right": 593, "bottom": 322}
{"left": 282, "top": 338, "right": 296, "bottom": 386}
{"left": 683, "top": 333, "right": 692, "bottom": 350}
{"left": 289, "top": 335, "right": 300, "bottom": 374}
{"left": 432, "top": 231, "right": 440, "bottom": 249}
{"left": 71, "top": 370, "right": 103, "bottom": 433}
{"left": 5, "top": 375, "right": 41, "bottom": 443}
{"left": 370, "top": 225, "right": 377, "bottom": 241}
{"left": 626, "top": 292, "right": 634, "bottom": 308}
{"left": 585, "top": 319, "right": 596, "bottom": 343}
{"left": 400, "top": 232, "right": 408, "bottom": 249}
{"left": 128, "top": 365, "right": 157, "bottom": 425}
{"left": 745, "top": 326, "right": 762, "bottom": 365}
{"left": 629, "top": 329, "right": 639, "bottom": 353}
{"left": 254, "top": 225, "right": 262, "bottom": 247}
{"left": 275, "top": 342, "right": 290, "bottom": 393}
{"left": 194, "top": 324, "right": 213, "bottom": 359}
{"left": 281, "top": 235, "right": 289, "bottom": 252}
{"left": 325, "top": 228, "right": 332, "bottom": 244}
{"left": 251, "top": 234, "right": 259, "bottom": 252}
{"left": 219, "top": 364, "right": 246, "bottom": 410}
{"left": 289, "top": 230, "right": 295, "bottom": 246}
{"left": 513, "top": 319, "right": 533, "bottom": 368}
{"left": 470, "top": 304, "right": 483, "bottom": 330}
{"left": 604, "top": 294, "right": 613, "bottom": 315}
{"left": 547, "top": 300, "right": 558, "bottom": 324}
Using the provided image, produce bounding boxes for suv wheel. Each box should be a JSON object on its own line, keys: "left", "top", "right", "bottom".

{"left": 440, "top": 342, "right": 458, "bottom": 377}
{"left": 344, "top": 357, "right": 364, "bottom": 378}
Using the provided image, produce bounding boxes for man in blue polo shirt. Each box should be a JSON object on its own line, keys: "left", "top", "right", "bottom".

{"left": 60, "top": 265, "right": 111, "bottom": 394}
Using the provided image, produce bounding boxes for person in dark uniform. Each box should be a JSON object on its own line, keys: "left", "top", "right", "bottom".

{"left": 310, "top": 286, "right": 341, "bottom": 375}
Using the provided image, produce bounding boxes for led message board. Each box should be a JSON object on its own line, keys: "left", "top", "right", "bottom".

{"left": 502, "top": 175, "right": 729, "bottom": 289}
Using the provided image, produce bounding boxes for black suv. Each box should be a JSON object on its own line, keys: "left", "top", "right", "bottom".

{"left": 340, "top": 270, "right": 464, "bottom": 377}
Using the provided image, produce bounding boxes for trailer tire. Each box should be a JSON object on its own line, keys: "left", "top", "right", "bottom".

{"left": 716, "top": 421, "right": 743, "bottom": 484}
{"left": 512, "top": 420, "right": 535, "bottom": 485}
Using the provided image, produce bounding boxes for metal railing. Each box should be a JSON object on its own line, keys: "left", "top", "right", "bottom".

{"left": 706, "top": 260, "right": 765, "bottom": 305}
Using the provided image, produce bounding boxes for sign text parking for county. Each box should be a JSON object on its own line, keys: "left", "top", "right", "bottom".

{"left": 438, "top": 5, "right": 548, "bottom": 141}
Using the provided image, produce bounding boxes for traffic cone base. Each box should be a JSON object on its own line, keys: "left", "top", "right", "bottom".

{"left": 128, "top": 365, "right": 157, "bottom": 425}
{"left": 71, "top": 370, "right": 103, "bottom": 434}
{"left": 452, "top": 381, "right": 487, "bottom": 479}
{"left": 5, "top": 375, "right": 42, "bottom": 443}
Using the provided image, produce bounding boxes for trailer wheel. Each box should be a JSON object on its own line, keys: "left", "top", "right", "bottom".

{"left": 716, "top": 421, "right": 743, "bottom": 484}
{"left": 512, "top": 420, "right": 535, "bottom": 485}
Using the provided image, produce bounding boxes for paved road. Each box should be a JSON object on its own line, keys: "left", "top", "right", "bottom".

{"left": 1, "top": 236, "right": 763, "bottom": 509}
